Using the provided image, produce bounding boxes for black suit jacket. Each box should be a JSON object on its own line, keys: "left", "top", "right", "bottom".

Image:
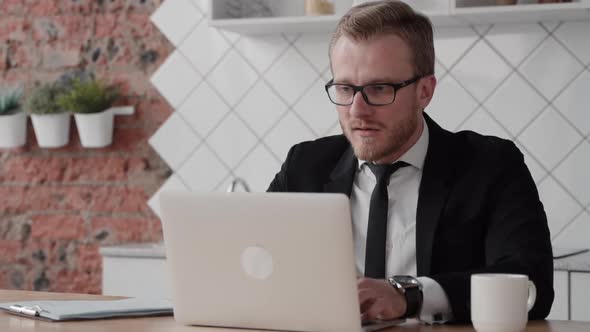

{"left": 268, "top": 113, "right": 554, "bottom": 323}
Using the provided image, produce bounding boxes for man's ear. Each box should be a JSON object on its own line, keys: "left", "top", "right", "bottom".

{"left": 416, "top": 75, "right": 436, "bottom": 109}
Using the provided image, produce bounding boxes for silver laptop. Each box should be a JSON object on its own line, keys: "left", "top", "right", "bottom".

{"left": 159, "top": 191, "right": 403, "bottom": 332}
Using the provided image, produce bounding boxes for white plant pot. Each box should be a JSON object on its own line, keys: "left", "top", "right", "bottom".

{"left": 0, "top": 111, "right": 27, "bottom": 148}
{"left": 30, "top": 113, "right": 71, "bottom": 148}
{"left": 74, "top": 108, "right": 114, "bottom": 148}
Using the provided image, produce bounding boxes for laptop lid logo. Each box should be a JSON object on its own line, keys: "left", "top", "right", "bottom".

{"left": 240, "top": 246, "right": 273, "bottom": 280}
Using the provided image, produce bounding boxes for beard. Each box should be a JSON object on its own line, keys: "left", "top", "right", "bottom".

{"left": 341, "top": 112, "right": 419, "bottom": 163}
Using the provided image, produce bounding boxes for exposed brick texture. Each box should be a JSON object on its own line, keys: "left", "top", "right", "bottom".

{"left": 0, "top": 0, "right": 173, "bottom": 294}
{"left": 31, "top": 215, "right": 86, "bottom": 240}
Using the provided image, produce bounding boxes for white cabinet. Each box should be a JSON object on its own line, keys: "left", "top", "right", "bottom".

{"left": 547, "top": 270, "right": 569, "bottom": 320}
{"left": 571, "top": 272, "right": 590, "bottom": 322}
{"left": 547, "top": 271, "right": 590, "bottom": 322}
{"left": 100, "top": 244, "right": 171, "bottom": 299}
{"left": 100, "top": 243, "right": 590, "bottom": 322}
{"left": 209, "top": 0, "right": 590, "bottom": 35}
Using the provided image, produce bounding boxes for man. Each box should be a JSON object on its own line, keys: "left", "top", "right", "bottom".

{"left": 268, "top": 0, "right": 553, "bottom": 324}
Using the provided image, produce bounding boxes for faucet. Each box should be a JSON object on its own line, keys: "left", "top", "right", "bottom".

{"left": 227, "top": 177, "right": 251, "bottom": 192}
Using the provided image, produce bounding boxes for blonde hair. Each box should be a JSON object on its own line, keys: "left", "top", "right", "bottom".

{"left": 329, "top": 0, "right": 435, "bottom": 77}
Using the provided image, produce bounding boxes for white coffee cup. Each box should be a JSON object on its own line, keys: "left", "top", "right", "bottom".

{"left": 471, "top": 274, "right": 536, "bottom": 332}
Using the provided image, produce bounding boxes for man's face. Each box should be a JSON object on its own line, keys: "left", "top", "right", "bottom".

{"left": 330, "top": 34, "right": 431, "bottom": 164}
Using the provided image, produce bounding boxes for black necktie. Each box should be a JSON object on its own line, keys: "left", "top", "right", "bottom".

{"left": 364, "top": 161, "right": 409, "bottom": 278}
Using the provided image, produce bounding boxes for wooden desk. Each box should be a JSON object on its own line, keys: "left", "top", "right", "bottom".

{"left": 1, "top": 290, "right": 588, "bottom": 332}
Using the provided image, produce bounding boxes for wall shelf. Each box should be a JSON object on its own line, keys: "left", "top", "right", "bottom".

{"left": 209, "top": 0, "right": 590, "bottom": 35}
{"left": 211, "top": 11, "right": 457, "bottom": 35}
{"left": 211, "top": 15, "right": 340, "bottom": 35}
{"left": 454, "top": 1, "right": 590, "bottom": 25}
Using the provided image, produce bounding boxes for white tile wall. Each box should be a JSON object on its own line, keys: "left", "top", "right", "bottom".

{"left": 520, "top": 37, "right": 583, "bottom": 100}
{"left": 518, "top": 107, "right": 582, "bottom": 170}
{"left": 236, "top": 35, "right": 290, "bottom": 73}
{"left": 150, "top": 0, "right": 202, "bottom": 46}
{"left": 485, "top": 72, "right": 546, "bottom": 136}
{"left": 265, "top": 48, "right": 319, "bottom": 105}
{"left": 180, "top": 20, "right": 231, "bottom": 75}
{"left": 427, "top": 74, "right": 478, "bottom": 130}
{"left": 148, "top": 174, "right": 189, "bottom": 217}
{"left": 235, "top": 81, "right": 288, "bottom": 136}
{"left": 150, "top": 50, "right": 202, "bottom": 107}
{"left": 485, "top": 23, "right": 547, "bottom": 68}
{"left": 148, "top": 112, "right": 201, "bottom": 171}
{"left": 207, "top": 49, "right": 259, "bottom": 106}
{"left": 451, "top": 40, "right": 512, "bottom": 102}
{"left": 149, "top": 1, "right": 590, "bottom": 246}
{"left": 179, "top": 82, "right": 230, "bottom": 137}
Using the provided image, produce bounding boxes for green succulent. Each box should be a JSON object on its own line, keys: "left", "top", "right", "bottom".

{"left": 0, "top": 87, "right": 23, "bottom": 116}
{"left": 25, "top": 83, "right": 66, "bottom": 115}
{"left": 56, "top": 79, "right": 119, "bottom": 114}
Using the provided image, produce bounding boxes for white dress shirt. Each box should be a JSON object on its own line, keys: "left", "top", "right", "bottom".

{"left": 351, "top": 118, "right": 453, "bottom": 323}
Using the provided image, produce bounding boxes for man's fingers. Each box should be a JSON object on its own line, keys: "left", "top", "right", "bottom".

{"left": 362, "top": 298, "right": 387, "bottom": 321}
{"left": 378, "top": 303, "right": 396, "bottom": 320}
{"left": 358, "top": 288, "right": 376, "bottom": 313}
{"left": 360, "top": 299, "right": 374, "bottom": 313}
{"left": 358, "top": 288, "right": 376, "bottom": 305}
{"left": 362, "top": 298, "right": 398, "bottom": 322}
{"left": 357, "top": 277, "right": 383, "bottom": 308}
{"left": 357, "top": 277, "right": 377, "bottom": 289}
{"left": 358, "top": 277, "right": 405, "bottom": 321}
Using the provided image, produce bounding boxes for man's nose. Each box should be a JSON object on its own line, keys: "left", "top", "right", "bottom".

{"left": 349, "top": 91, "right": 372, "bottom": 118}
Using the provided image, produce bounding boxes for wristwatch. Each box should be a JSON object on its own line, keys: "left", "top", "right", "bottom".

{"left": 387, "top": 275, "right": 423, "bottom": 318}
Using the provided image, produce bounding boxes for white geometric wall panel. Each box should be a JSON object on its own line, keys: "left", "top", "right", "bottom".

{"left": 149, "top": 0, "right": 590, "bottom": 247}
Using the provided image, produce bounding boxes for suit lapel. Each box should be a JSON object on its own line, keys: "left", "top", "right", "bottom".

{"left": 416, "top": 114, "right": 457, "bottom": 276}
{"left": 323, "top": 146, "right": 357, "bottom": 196}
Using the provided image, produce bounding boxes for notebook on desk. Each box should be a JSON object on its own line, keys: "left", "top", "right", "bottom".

{"left": 159, "top": 191, "right": 404, "bottom": 332}
{"left": 0, "top": 298, "right": 173, "bottom": 321}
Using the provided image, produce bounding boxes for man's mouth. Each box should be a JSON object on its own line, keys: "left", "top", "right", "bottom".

{"left": 352, "top": 127, "right": 380, "bottom": 136}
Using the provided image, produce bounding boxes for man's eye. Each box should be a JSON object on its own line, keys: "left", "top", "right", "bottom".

{"left": 336, "top": 85, "right": 352, "bottom": 93}
{"left": 370, "top": 85, "right": 390, "bottom": 93}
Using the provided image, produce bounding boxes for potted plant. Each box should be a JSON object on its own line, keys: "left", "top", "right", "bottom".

{"left": 57, "top": 78, "right": 120, "bottom": 148}
{"left": 26, "top": 83, "right": 71, "bottom": 148}
{"left": 0, "top": 86, "right": 27, "bottom": 148}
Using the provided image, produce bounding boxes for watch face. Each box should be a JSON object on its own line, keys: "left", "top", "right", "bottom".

{"left": 394, "top": 275, "right": 420, "bottom": 287}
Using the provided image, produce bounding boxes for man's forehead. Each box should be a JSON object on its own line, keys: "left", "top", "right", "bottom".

{"left": 330, "top": 34, "right": 414, "bottom": 82}
{"left": 330, "top": 34, "right": 413, "bottom": 64}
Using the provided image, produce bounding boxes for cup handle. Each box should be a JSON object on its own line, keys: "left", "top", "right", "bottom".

{"left": 527, "top": 280, "right": 537, "bottom": 312}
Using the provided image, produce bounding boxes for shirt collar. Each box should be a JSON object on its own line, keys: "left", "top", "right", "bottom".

{"left": 357, "top": 117, "right": 429, "bottom": 170}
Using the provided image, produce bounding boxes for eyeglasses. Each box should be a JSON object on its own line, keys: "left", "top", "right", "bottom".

{"left": 324, "top": 76, "right": 422, "bottom": 106}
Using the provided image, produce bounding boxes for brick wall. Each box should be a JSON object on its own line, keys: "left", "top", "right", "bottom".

{"left": 0, "top": 0, "right": 174, "bottom": 294}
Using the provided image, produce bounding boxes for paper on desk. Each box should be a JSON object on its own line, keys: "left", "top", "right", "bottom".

{"left": 0, "top": 298, "right": 173, "bottom": 321}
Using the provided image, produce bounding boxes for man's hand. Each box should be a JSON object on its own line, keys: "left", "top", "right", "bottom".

{"left": 358, "top": 277, "right": 407, "bottom": 322}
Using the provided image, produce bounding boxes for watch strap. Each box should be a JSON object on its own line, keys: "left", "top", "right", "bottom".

{"left": 388, "top": 276, "right": 424, "bottom": 319}
{"left": 403, "top": 285, "right": 423, "bottom": 318}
